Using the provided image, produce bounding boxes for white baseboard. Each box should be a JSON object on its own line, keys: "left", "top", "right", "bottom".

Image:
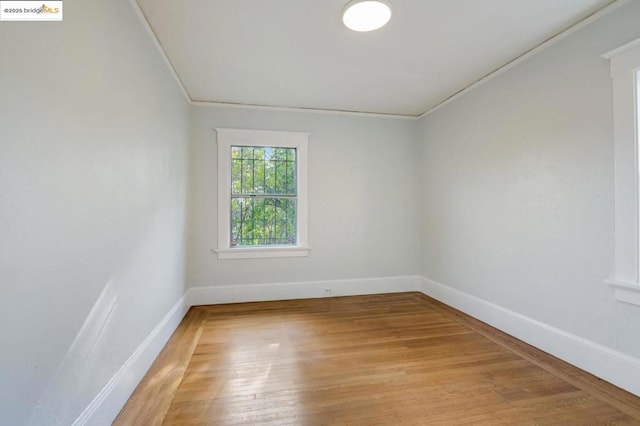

{"left": 72, "top": 275, "right": 418, "bottom": 425}
{"left": 72, "top": 294, "right": 190, "bottom": 426}
{"left": 188, "top": 275, "right": 421, "bottom": 306}
{"left": 74, "top": 274, "right": 640, "bottom": 425}
{"left": 419, "top": 276, "right": 640, "bottom": 397}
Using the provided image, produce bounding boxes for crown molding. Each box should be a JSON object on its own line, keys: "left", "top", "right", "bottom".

{"left": 418, "top": 0, "right": 630, "bottom": 119}
{"left": 128, "top": 0, "right": 191, "bottom": 103}
{"left": 130, "top": 0, "right": 629, "bottom": 121}
{"left": 190, "top": 100, "right": 419, "bottom": 120}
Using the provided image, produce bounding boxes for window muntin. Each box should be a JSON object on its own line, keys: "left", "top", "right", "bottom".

{"left": 230, "top": 146, "right": 297, "bottom": 247}
{"left": 215, "top": 128, "right": 310, "bottom": 259}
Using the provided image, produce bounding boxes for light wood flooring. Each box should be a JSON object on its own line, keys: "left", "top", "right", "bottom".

{"left": 115, "top": 293, "right": 640, "bottom": 425}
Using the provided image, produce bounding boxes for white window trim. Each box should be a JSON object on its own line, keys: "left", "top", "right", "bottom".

{"left": 215, "top": 128, "right": 310, "bottom": 260}
{"left": 603, "top": 39, "right": 640, "bottom": 306}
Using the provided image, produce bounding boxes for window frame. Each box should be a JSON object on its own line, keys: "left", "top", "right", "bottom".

{"left": 603, "top": 39, "right": 640, "bottom": 305}
{"left": 215, "top": 128, "right": 310, "bottom": 260}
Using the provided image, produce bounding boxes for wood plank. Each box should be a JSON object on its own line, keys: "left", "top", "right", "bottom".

{"left": 115, "top": 293, "right": 640, "bottom": 425}
{"left": 112, "top": 307, "right": 206, "bottom": 425}
{"left": 416, "top": 293, "right": 640, "bottom": 420}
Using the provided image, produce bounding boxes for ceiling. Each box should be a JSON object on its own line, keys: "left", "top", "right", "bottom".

{"left": 136, "top": 0, "right": 615, "bottom": 117}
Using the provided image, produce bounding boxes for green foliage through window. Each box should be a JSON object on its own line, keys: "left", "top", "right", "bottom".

{"left": 230, "top": 146, "right": 297, "bottom": 246}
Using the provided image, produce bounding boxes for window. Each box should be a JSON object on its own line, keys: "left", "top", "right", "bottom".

{"left": 230, "top": 146, "right": 297, "bottom": 247}
{"left": 215, "top": 128, "right": 310, "bottom": 259}
{"left": 603, "top": 39, "right": 640, "bottom": 305}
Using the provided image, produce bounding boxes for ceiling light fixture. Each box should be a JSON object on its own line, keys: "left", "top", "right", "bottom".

{"left": 342, "top": 0, "right": 392, "bottom": 32}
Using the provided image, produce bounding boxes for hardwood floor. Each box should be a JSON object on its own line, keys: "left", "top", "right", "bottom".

{"left": 114, "top": 293, "right": 640, "bottom": 425}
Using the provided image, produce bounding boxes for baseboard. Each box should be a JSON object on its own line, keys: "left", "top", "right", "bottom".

{"left": 71, "top": 275, "right": 417, "bottom": 425}
{"left": 74, "top": 273, "right": 640, "bottom": 425}
{"left": 188, "top": 275, "right": 421, "bottom": 306}
{"left": 419, "top": 276, "right": 640, "bottom": 397}
{"left": 72, "top": 294, "right": 190, "bottom": 426}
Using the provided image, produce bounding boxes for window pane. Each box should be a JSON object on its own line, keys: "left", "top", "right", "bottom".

{"left": 241, "top": 156, "right": 252, "bottom": 194}
{"left": 254, "top": 158, "right": 265, "bottom": 193}
{"left": 231, "top": 148, "right": 242, "bottom": 194}
{"left": 265, "top": 157, "right": 275, "bottom": 194}
{"left": 286, "top": 155, "right": 296, "bottom": 194}
{"left": 231, "top": 197, "right": 297, "bottom": 246}
{"left": 231, "top": 145, "right": 296, "bottom": 195}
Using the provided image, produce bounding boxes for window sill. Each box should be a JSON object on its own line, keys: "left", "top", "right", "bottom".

{"left": 215, "top": 246, "right": 310, "bottom": 260}
{"left": 604, "top": 279, "right": 640, "bottom": 306}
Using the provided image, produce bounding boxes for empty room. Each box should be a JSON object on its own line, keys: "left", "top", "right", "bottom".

{"left": 2, "top": 0, "right": 640, "bottom": 424}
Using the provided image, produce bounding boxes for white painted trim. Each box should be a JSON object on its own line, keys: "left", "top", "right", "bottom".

{"left": 606, "top": 39, "right": 640, "bottom": 79}
{"left": 603, "top": 38, "right": 640, "bottom": 60}
{"left": 215, "top": 246, "right": 310, "bottom": 260}
{"left": 190, "top": 100, "right": 418, "bottom": 120}
{"left": 419, "top": 276, "right": 640, "bottom": 397}
{"left": 604, "top": 278, "right": 640, "bottom": 306}
{"left": 613, "top": 286, "right": 640, "bottom": 306}
{"left": 604, "top": 39, "right": 640, "bottom": 293}
{"left": 215, "top": 128, "right": 310, "bottom": 259}
{"left": 418, "top": 0, "right": 630, "bottom": 119}
{"left": 72, "top": 295, "right": 190, "bottom": 426}
{"left": 128, "top": 0, "right": 191, "bottom": 103}
{"left": 188, "top": 276, "right": 421, "bottom": 305}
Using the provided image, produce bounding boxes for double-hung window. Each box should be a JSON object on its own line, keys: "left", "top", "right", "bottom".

{"left": 603, "top": 39, "right": 640, "bottom": 305}
{"left": 215, "top": 128, "right": 310, "bottom": 259}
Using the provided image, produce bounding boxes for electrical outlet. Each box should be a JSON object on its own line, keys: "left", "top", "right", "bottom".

{"left": 323, "top": 288, "right": 333, "bottom": 296}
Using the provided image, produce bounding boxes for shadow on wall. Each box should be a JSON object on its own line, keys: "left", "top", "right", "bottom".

{"left": 25, "top": 191, "right": 189, "bottom": 425}
{"left": 27, "top": 282, "right": 118, "bottom": 425}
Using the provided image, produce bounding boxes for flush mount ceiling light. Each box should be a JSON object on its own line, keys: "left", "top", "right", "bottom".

{"left": 342, "top": 0, "right": 392, "bottom": 32}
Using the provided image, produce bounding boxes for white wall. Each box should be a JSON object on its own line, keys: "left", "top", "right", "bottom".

{"left": 4, "top": 0, "right": 639, "bottom": 422}
{"left": 0, "top": 0, "right": 190, "bottom": 424}
{"left": 188, "top": 106, "right": 420, "bottom": 289}
{"left": 419, "top": 1, "right": 640, "bottom": 360}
